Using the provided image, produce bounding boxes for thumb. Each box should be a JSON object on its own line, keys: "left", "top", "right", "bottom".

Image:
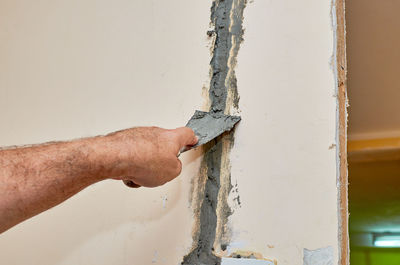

{"left": 172, "top": 127, "right": 198, "bottom": 149}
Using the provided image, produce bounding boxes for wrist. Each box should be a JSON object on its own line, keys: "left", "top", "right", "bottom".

{"left": 85, "top": 133, "right": 132, "bottom": 181}
{"left": 70, "top": 136, "right": 111, "bottom": 183}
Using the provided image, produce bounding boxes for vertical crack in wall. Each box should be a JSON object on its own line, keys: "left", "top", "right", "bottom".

{"left": 182, "top": 0, "right": 246, "bottom": 264}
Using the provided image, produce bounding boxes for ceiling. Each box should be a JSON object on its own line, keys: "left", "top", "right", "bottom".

{"left": 347, "top": 0, "right": 400, "bottom": 140}
{"left": 347, "top": 0, "right": 400, "bottom": 243}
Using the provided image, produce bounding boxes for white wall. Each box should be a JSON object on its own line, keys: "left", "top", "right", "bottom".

{"left": 229, "top": 0, "right": 338, "bottom": 263}
{"left": 0, "top": 0, "right": 340, "bottom": 265}
{"left": 0, "top": 1, "right": 211, "bottom": 264}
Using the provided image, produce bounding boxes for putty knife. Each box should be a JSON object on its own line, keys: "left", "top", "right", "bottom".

{"left": 123, "top": 110, "right": 241, "bottom": 188}
{"left": 183, "top": 110, "right": 241, "bottom": 152}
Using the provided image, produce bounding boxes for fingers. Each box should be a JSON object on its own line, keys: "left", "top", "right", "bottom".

{"left": 122, "top": 157, "right": 183, "bottom": 188}
{"left": 159, "top": 158, "right": 183, "bottom": 185}
{"left": 117, "top": 126, "right": 195, "bottom": 189}
{"left": 172, "top": 127, "right": 198, "bottom": 149}
{"left": 174, "top": 158, "right": 183, "bottom": 178}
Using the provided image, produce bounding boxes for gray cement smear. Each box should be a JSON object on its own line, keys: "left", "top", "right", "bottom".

{"left": 185, "top": 110, "right": 241, "bottom": 149}
{"left": 303, "top": 247, "right": 334, "bottom": 265}
{"left": 182, "top": 0, "right": 247, "bottom": 264}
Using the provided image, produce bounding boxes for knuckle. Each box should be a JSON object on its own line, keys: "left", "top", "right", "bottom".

{"left": 188, "top": 127, "right": 195, "bottom": 136}
{"left": 183, "top": 127, "right": 194, "bottom": 137}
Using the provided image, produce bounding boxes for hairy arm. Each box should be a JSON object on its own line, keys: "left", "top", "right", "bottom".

{"left": 0, "top": 127, "right": 197, "bottom": 233}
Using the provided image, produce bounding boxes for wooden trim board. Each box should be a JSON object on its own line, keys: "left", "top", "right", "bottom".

{"left": 335, "top": 0, "right": 349, "bottom": 264}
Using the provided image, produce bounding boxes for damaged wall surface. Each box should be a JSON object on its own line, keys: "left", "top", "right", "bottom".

{"left": 0, "top": 0, "right": 343, "bottom": 265}
{"left": 223, "top": 0, "right": 340, "bottom": 264}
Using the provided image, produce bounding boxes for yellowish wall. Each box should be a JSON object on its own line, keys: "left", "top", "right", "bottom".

{"left": 351, "top": 248, "right": 400, "bottom": 265}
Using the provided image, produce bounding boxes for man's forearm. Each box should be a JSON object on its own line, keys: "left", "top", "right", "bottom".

{"left": 0, "top": 126, "right": 196, "bottom": 234}
{"left": 0, "top": 137, "right": 107, "bottom": 233}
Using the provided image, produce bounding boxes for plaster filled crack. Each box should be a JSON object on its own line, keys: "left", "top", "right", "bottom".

{"left": 182, "top": 0, "right": 247, "bottom": 264}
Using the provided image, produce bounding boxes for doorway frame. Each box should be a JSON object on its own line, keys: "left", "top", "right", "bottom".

{"left": 335, "top": 0, "right": 349, "bottom": 264}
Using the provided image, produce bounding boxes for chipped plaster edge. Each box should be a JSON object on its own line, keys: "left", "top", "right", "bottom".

{"left": 331, "top": 0, "right": 349, "bottom": 264}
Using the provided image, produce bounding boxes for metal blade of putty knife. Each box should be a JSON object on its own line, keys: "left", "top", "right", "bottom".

{"left": 123, "top": 110, "right": 241, "bottom": 188}
{"left": 183, "top": 110, "right": 241, "bottom": 152}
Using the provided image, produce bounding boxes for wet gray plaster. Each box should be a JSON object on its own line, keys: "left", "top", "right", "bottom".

{"left": 182, "top": 0, "right": 246, "bottom": 264}
{"left": 185, "top": 110, "right": 241, "bottom": 149}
